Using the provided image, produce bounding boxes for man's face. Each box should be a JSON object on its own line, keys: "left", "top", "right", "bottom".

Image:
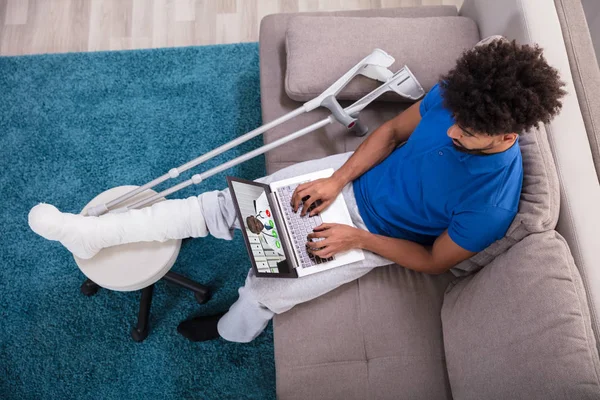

{"left": 246, "top": 215, "right": 264, "bottom": 235}
{"left": 446, "top": 124, "right": 513, "bottom": 155}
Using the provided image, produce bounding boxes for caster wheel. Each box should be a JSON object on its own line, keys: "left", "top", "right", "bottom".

{"left": 131, "top": 327, "right": 148, "bottom": 342}
{"left": 195, "top": 291, "right": 210, "bottom": 305}
{"left": 80, "top": 280, "right": 100, "bottom": 296}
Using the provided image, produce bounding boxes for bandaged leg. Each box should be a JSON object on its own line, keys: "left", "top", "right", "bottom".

{"left": 28, "top": 196, "right": 210, "bottom": 259}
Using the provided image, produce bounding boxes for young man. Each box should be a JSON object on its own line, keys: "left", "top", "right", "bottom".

{"left": 28, "top": 38, "right": 566, "bottom": 343}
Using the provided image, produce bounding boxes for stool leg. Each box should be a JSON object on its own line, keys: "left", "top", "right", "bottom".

{"left": 131, "top": 284, "right": 154, "bottom": 342}
{"left": 163, "top": 271, "right": 210, "bottom": 304}
{"left": 80, "top": 279, "right": 100, "bottom": 296}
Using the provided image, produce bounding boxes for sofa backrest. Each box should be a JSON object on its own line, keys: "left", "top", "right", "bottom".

{"left": 460, "top": 0, "right": 600, "bottom": 355}
{"left": 258, "top": 6, "right": 459, "bottom": 174}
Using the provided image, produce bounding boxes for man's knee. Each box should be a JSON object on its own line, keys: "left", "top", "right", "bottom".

{"left": 198, "top": 190, "right": 238, "bottom": 240}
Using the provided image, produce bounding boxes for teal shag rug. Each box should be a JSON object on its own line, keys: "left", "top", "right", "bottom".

{"left": 0, "top": 43, "right": 276, "bottom": 399}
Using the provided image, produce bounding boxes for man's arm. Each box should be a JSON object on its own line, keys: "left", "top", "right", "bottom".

{"left": 357, "top": 229, "right": 475, "bottom": 274}
{"left": 291, "top": 100, "right": 422, "bottom": 216}
{"left": 308, "top": 224, "right": 475, "bottom": 274}
{"left": 331, "top": 100, "right": 422, "bottom": 186}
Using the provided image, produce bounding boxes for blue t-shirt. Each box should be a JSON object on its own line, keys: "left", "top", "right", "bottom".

{"left": 353, "top": 83, "right": 523, "bottom": 252}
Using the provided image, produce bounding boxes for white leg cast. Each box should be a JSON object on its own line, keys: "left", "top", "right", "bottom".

{"left": 28, "top": 196, "right": 208, "bottom": 259}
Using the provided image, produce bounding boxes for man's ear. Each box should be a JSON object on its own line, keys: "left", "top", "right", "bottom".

{"left": 504, "top": 133, "right": 518, "bottom": 142}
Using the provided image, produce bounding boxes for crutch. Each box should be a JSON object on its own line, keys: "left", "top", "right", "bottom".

{"left": 84, "top": 49, "right": 424, "bottom": 217}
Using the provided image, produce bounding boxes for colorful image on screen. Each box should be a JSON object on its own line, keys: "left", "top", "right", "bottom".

{"left": 231, "top": 181, "right": 286, "bottom": 273}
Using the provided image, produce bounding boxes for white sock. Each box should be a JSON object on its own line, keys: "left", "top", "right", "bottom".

{"left": 28, "top": 196, "right": 208, "bottom": 259}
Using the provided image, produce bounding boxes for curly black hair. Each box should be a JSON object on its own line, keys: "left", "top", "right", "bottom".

{"left": 439, "top": 39, "right": 567, "bottom": 135}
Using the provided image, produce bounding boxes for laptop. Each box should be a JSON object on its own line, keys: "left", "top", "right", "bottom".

{"left": 227, "top": 169, "right": 365, "bottom": 278}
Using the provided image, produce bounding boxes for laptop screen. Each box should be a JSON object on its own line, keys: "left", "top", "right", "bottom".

{"left": 229, "top": 179, "right": 290, "bottom": 274}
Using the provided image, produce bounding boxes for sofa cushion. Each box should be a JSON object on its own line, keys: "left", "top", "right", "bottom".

{"left": 274, "top": 265, "right": 456, "bottom": 400}
{"left": 452, "top": 124, "right": 560, "bottom": 276}
{"left": 442, "top": 231, "right": 600, "bottom": 399}
{"left": 285, "top": 16, "right": 480, "bottom": 102}
{"left": 259, "top": 6, "right": 460, "bottom": 174}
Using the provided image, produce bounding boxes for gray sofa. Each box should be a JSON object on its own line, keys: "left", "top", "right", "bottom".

{"left": 258, "top": 0, "right": 600, "bottom": 398}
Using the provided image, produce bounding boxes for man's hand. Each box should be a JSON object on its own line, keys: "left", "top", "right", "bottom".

{"left": 291, "top": 176, "right": 345, "bottom": 217}
{"left": 306, "top": 223, "right": 365, "bottom": 258}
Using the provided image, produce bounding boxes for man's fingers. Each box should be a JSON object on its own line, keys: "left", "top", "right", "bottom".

{"left": 291, "top": 188, "right": 308, "bottom": 211}
{"left": 294, "top": 182, "right": 310, "bottom": 194}
{"left": 308, "top": 201, "right": 330, "bottom": 217}
{"left": 291, "top": 182, "right": 313, "bottom": 204}
{"left": 313, "top": 223, "right": 333, "bottom": 231}
{"left": 290, "top": 188, "right": 301, "bottom": 210}
{"left": 306, "top": 239, "right": 329, "bottom": 249}
{"left": 309, "top": 247, "right": 334, "bottom": 258}
{"left": 299, "top": 196, "right": 316, "bottom": 217}
{"left": 307, "top": 230, "right": 327, "bottom": 240}
{"left": 306, "top": 241, "right": 324, "bottom": 251}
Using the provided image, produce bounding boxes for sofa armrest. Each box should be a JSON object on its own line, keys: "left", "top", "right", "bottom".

{"left": 460, "top": 0, "right": 600, "bottom": 362}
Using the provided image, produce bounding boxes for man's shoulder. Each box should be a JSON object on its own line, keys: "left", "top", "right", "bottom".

{"left": 420, "top": 83, "right": 445, "bottom": 115}
{"left": 457, "top": 160, "right": 522, "bottom": 213}
{"left": 475, "top": 169, "right": 522, "bottom": 213}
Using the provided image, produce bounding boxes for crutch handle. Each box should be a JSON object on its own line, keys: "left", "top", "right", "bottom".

{"left": 351, "top": 119, "right": 369, "bottom": 137}
{"left": 321, "top": 96, "right": 369, "bottom": 136}
{"left": 321, "top": 96, "right": 353, "bottom": 126}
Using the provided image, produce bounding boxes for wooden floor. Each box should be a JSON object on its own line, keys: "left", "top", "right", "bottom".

{"left": 0, "top": 0, "right": 463, "bottom": 56}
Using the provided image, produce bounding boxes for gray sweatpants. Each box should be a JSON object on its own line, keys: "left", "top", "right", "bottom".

{"left": 198, "top": 152, "right": 394, "bottom": 342}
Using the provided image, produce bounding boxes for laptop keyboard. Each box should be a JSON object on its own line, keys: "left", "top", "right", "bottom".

{"left": 276, "top": 184, "right": 335, "bottom": 268}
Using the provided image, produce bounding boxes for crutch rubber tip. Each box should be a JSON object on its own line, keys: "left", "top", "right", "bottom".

{"left": 353, "top": 121, "right": 369, "bottom": 137}
{"left": 86, "top": 203, "right": 108, "bottom": 217}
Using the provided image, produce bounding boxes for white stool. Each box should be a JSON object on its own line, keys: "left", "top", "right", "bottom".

{"left": 74, "top": 186, "right": 210, "bottom": 342}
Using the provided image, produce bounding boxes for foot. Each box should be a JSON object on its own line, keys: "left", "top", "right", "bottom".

{"left": 177, "top": 313, "right": 225, "bottom": 342}
{"left": 28, "top": 203, "right": 101, "bottom": 259}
